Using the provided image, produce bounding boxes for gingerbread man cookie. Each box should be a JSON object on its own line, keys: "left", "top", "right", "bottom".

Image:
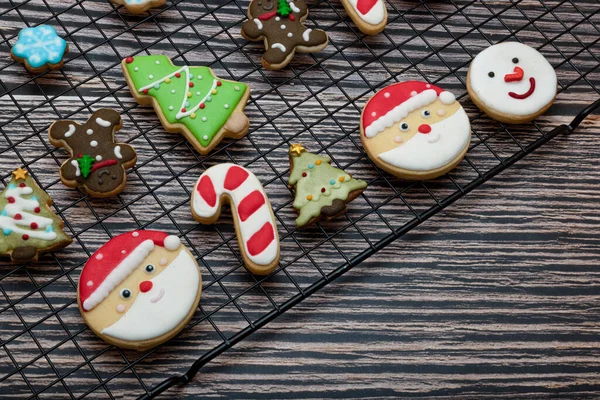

{"left": 467, "top": 42, "right": 557, "bottom": 124}
{"left": 241, "top": 0, "right": 329, "bottom": 70}
{"left": 49, "top": 109, "right": 137, "bottom": 197}
{"left": 78, "top": 231, "right": 202, "bottom": 350}
{"left": 361, "top": 81, "right": 471, "bottom": 180}
{"left": 340, "top": 0, "right": 387, "bottom": 35}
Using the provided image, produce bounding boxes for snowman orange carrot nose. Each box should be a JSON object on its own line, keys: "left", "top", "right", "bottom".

{"left": 504, "top": 66, "right": 524, "bottom": 82}
{"left": 140, "top": 281, "right": 153, "bottom": 293}
{"left": 418, "top": 124, "right": 432, "bottom": 134}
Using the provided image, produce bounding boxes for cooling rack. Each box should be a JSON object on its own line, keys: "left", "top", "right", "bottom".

{"left": 0, "top": 0, "right": 599, "bottom": 398}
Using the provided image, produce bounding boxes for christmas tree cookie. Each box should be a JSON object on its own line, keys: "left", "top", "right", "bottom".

{"left": 288, "top": 144, "right": 367, "bottom": 227}
{"left": 49, "top": 109, "right": 137, "bottom": 197}
{"left": 0, "top": 168, "right": 71, "bottom": 262}
{"left": 122, "top": 55, "right": 250, "bottom": 155}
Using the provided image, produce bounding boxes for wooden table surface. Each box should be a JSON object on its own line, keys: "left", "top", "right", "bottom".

{"left": 0, "top": 0, "right": 599, "bottom": 398}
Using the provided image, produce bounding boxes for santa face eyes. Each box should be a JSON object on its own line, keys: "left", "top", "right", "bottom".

{"left": 421, "top": 110, "right": 431, "bottom": 118}
{"left": 145, "top": 264, "right": 155, "bottom": 274}
{"left": 399, "top": 122, "right": 409, "bottom": 131}
{"left": 120, "top": 289, "right": 132, "bottom": 300}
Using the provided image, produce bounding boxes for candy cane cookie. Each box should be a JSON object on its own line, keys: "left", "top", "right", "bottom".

{"left": 191, "top": 164, "right": 280, "bottom": 275}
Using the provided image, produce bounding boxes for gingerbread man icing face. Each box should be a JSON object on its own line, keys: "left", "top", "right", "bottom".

{"left": 241, "top": 0, "right": 329, "bottom": 70}
{"left": 79, "top": 231, "right": 202, "bottom": 350}
{"left": 468, "top": 42, "right": 557, "bottom": 120}
{"left": 49, "top": 109, "right": 137, "bottom": 197}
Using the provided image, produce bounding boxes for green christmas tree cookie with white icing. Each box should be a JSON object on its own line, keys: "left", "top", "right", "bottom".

{"left": 122, "top": 55, "right": 250, "bottom": 155}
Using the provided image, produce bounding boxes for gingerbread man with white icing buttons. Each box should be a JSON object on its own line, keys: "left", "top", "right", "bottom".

{"left": 241, "top": 0, "right": 328, "bottom": 70}
{"left": 49, "top": 109, "right": 137, "bottom": 197}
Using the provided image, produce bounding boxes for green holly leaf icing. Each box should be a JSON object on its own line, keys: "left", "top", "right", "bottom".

{"left": 123, "top": 55, "right": 248, "bottom": 149}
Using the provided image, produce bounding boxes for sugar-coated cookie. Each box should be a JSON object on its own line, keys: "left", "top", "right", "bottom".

{"left": 467, "top": 42, "right": 557, "bottom": 124}
{"left": 49, "top": 109, "right": 137, "bottom": 198}
{"left": 288, "top": 144, "right": 367, "bottom": 227}
{"left": 361, "top": 81, "right": 471, "bottom": 180}
{"left": 122, "top": 55, "right": 250, "bottom": 155}
{"left": 110, "top": 0, "right": 166, "bottom": 14}
{"left": 191, "top": 164, "right": 280, "bottom": 275}
{"left": 11, "top": 25, "right": 68, "bottom": 74}
{"left": 340, "top": 0, "right": 387, "bottom": 35}
{"left": 78, "top": 230, "right": 202, "bottom": 351}
{"left": 0, "top": 168, "right": 72, "bottom": 262}
{"left": 241, "top": 0, "right": 329, "bottom": 70}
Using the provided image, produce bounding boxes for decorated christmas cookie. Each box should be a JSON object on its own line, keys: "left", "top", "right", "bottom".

{"left": 0, "top": 168, "right": 72, "bottom": 262}
{"left": 340, "top": 0, "right": 387, "bottom": 35}
{"left": 122, "top": 55, "right": 250, "bottom": 155}
{"left": 361, "top": 81, "right": 471, "bottom": 180}
{"left": 467, "top": 42, "right": 557, "bottom": 124}
{"left": 49, "top": 109, "right": 137, "bottom": 197}
{"left": 191, "top": 164, "right": 280, "bottom": 275}
{"left": 11, "top": 25, "right": 68, "bottom": 73}
{"left": 110, "top": 0, "right": 166, "bottom": 14}
{"left": 241, "top": 0, "right": 329, "bottom": 70}
{"left": 78, "top": 230, "right": 202, "bottom": 350}
{"left": 288, "top": 144, "right": 367, "bottom": 227}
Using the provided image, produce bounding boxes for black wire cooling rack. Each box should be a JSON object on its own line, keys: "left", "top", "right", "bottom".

{"left": 0, "top": 0, "right": 599, "bottom": 398}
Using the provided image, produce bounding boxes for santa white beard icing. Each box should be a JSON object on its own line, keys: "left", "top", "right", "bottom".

{"left": 467, "top": 42, "right": 557, "bottom": 123}
{"left": 361, "top": 81, "right": 471, "bottom": 180}
{"left": 78, "top": 230, "right": 202, "bottom": 350}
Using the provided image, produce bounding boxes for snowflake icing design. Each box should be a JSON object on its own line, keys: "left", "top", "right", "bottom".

{"left": 12, "top": 25, "right": 67, "bottom": 69}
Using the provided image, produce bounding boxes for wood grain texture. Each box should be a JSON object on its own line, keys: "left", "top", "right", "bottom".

{"left": 0, "top": 0, "right": 599, "bottom": 398}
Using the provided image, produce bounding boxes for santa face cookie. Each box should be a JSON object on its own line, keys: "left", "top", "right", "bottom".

{"left": 241, "top": 0, "right": 329, "bottom": 70}
{"left": 49, "top": 109, "right": 137, "bottom": 197}
{"left": 361, "top": 81, "right": 471, "bottom": 180}
{"left": 78, "top": 231, "right": 202, "bottom": 350}
{"left": 122, "top": 55, "right": 250, "bottom": 155}
{"left": 467, "top": 42, "right": 557, "bottom": 124}
{"left": 340, "top": 0, "right": 387, "bottom": 35}
{"left": 191, "top": 164, "right": 280, "bottom": 275}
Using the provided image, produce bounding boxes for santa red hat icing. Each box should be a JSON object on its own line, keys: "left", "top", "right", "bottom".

{"left": 79, "top": 230, "right": 181, "bottom": 312}
{"left": 362, "top": 81, "right": 457, "bottom": 138}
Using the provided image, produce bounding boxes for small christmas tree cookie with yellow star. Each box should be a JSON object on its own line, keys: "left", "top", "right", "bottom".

{"left": 288, "top": 144, "right": 367, "bottom": 227}
{"left": 0, "top": 168, "right": 71, "bottom": 262}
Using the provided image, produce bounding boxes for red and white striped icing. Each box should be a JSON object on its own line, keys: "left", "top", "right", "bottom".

{"left": 192, "top": 164, "right": 278, "bottom": 266}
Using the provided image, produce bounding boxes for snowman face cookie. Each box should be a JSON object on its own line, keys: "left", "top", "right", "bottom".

{"left": 361, "top": 81, "right": 471, "bottom": 180}
{"left": 467, "top": 42, "right": 557, "bottom": 123}
{"left": 78, "top": 231, "right": 202, "bottom": 350}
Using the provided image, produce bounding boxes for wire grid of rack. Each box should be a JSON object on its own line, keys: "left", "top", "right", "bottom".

{"left": 0, "top": 0, "right": 599, "bottom": 398}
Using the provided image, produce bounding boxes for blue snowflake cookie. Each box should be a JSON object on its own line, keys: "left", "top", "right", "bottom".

{"left": 11, "top": 25, "right": 68, "bottom": 72}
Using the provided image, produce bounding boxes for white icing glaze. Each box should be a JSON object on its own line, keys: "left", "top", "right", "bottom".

{"left": 365, "top": 89, "right": 438, "bottom": 138}
{"left": 101, "top": 249, "right": 200, "bottom": 341}
{"left": 289, "top": 1, "right": 300, "bottom": 13}
{"left": 90, "top": 140, "right": 98, "bottom": 148}
{"left": 71, "top": 160, "right": 81, "bottom": 177}
{"left": 0, "top": 184, "right": 57, "bottom": 241}
{"left": 272, "top": 43, "right": 286, "bottom": 52}
{"left": 82, "top": 239, "right": 155, "bottom": 311}
{"left": 114, "top": 145, "right": 122, "bottom": 159}
{"left": 253, "top": 18, "right": 263, "bottom": 30}
{"left": 96, "top": 155, "right": 102, "bottom": 161}
{"left": 64, "top": 124, "right": 75, "bottom": 138}
{"left": 95, "top": 117, "right": 112, "bottom": 127}
{"left": 302, "top": 29, "right": 312, "bottom": 42}
{"left": 86, "top": 129, "right": 93, "bottom": 135}
{"left": 378, "top": 107, "right": 470, "bottom": 171}
{"left": 346, "top": 0, "right": 386, "bottom": 25}
{"left": 469, "top": 42, "right": 557, "bottom": 116}
{"left": 164, "top": 235, "right": 180, "bottom": 251}
{"left": 439, "top": 91, "right": 455, "bottom": 105}
{"left": 192, "top": 164, "right": 279, "bottom": 267}
{"left": 280, "top": 24, "right": 286, "bottom": 30}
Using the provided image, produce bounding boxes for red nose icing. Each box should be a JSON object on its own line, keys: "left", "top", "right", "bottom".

{"left": 140, "top": 281, "right": 153, "bottom": 293}
{"left": 418, "top": 124, "right": 432, "bottom": 134}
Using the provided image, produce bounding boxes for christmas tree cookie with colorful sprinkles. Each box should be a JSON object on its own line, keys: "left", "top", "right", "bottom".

{"left": 122, "top": 55, "right": 250, "bottom": 155}
{"left": 0, "top": 168, "right": 72, "bottom": 262}
{"left": 288, "top": 144, "right": 367, "bottom": 227}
